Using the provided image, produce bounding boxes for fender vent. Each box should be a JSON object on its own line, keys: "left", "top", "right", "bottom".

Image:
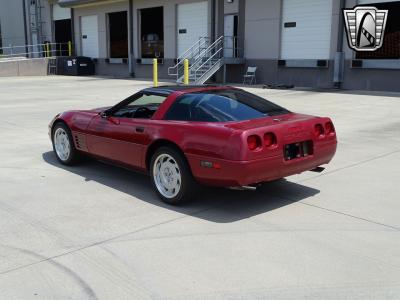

{"left": 73, "top": 133, "right": 88, "bottom": 151}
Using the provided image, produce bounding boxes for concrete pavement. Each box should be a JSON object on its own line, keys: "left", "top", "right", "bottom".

{"left": 0, "top": 76, "right": 399, "bottom": 299}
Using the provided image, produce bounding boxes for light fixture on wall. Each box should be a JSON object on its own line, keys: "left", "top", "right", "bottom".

{"left": 227, "top": 0, "right": 234, "bottom": 3}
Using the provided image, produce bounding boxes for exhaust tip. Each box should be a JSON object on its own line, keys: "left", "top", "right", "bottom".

{"left": 229, "top": 185, "right": 258, "bottom": 191}
{"left": 310, "top": 166, "right": 325, "bottom": 173}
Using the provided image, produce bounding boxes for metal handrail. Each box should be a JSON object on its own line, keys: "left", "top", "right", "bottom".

{"left": 0, "top": 42, "right": 73, "bottom": 59}
{"left": 186, "top": 36, "right": 225, "bottom": 75}
{"left": 194, "top": 48, "right": 223, "bottom": 82}
{"left": 177, "top": 36, "right": 209, "bottom": 61}
{"left": 169, "top": 35, "right": 243, "bottom": 84}
{"left": 168, "top": 37, "right": 210, "bottom": 77}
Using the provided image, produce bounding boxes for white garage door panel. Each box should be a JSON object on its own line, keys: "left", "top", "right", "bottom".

{"left": 81, "top": 15, "right": 99, "bottom": 58}
{"left": 177, "top": 1, "right": 208, "bottom": 56}
{"left": 281, "top": 0, "right": 333, "bottom": 59}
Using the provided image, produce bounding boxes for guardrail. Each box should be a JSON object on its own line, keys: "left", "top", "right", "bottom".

{"left": 0, "top": 42, "right": 73, "bottom": 59}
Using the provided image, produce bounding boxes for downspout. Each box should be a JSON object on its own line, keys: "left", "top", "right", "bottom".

{"left": 211, "top": 0, "right": 216, "bottom": 42}
{"left": 22, "top": 0, "right": 29, "bottom": 57}
{"left": 128, "top": 0, "right": 135, "bottom": 77}
{"left": 71, "top": 8, "right": 75, "bottom": 55}
{"left": 333, "top": 0, "right": 346, "bottom": 88}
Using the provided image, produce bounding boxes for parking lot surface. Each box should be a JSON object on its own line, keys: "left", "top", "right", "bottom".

{"left": 0, "top": 76, "right": 399, "bottom": 299}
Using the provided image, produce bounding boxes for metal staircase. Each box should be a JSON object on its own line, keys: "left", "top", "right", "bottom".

{"left": 168, "top": 36, "right": 243, "bottom": 85}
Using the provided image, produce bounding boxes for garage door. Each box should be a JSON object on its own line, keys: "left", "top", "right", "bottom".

{"left": 177, "top": 1, "right": 208, "bottom": 56}
{"left": 81, "top": 15, "right": 99, "bottom": 58}
{"left": 281, "top": 0, "right": 333, "bottom": 59}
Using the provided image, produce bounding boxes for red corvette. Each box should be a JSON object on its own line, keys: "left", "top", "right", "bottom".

{"left": 49, "top": 86, "right": 337, "bottom": 204}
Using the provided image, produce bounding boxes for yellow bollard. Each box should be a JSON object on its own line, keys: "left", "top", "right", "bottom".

{"left": 68, "top": 41, "right": 72, "bottom": 56}
{"left": 183, "top": 59, "right": 189, "bottom": 85}
{"left": 153, "top": 58, "right": 158, "bottom": 87}
{"left": 45, "top": 43, "right": 50, "bottom": 58}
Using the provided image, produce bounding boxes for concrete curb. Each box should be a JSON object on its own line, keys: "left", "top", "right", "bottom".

{"left": 0, "top": 58, "right": 49, "bottom": 77}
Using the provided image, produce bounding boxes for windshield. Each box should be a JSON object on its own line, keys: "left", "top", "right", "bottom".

{"left": 165, "top": 89, "right": 290, "bottom": 122}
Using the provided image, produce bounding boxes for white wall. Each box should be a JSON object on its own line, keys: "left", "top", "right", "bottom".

{"left": 244, "top": 0, "right": 282, "bottom": 59}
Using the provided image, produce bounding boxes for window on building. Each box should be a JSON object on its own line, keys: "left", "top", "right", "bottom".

{"left": 108, "top": 11, "right": 128, "bottom": 58}
{"left": 140, "top": 7, "right": 164, "bottom": 58}
{"left": 356, "top": 2, "right": 400, "bottom": 59}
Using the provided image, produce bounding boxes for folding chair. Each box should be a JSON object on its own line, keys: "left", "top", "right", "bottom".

{"left": 243, "top": 66, "right": 257, "bottom": 85}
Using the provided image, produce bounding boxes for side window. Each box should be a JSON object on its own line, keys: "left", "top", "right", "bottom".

{"left": 113, "top": 93, "right": 167, "bottom": 118}
{"left": 164, "top": 94, "right": 197, "bottom": 121}
{"left": 126, "top": 94, "right": 166, "bottom": 107}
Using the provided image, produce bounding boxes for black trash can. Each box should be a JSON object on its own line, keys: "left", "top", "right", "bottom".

{"left": 56, "top": 56, "right": 95, "bottom": 76}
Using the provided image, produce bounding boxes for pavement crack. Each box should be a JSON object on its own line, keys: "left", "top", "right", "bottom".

{"left": 297, "top": 202, "right": 400, "bottom": 231}
{"left": 0, "top": 204, "right": 219, "bottom": 276}
{"left": 298, "top": 148, "right": 400, "bottom": 183}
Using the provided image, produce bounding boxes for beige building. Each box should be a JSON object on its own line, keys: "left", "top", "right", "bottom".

{"left": 1, "top": 0, "right": 399, "bottom": 91}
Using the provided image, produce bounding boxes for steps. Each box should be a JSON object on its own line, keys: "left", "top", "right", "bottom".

{"left": 168, "top": 36, "right": 225, "bottom": 85}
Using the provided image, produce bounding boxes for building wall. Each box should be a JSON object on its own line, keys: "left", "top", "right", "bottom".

{"left": 73, "top": 1, "right": 129, "bottom": 75}
{"left": 0, "top": 0, "right": 53, "bottom": 56}
{"left": 224, "top": 0, "right": 239, "bottom": 15}
{"left": 244, "top": 0, "right": 281, "bottom": 59}
{"left": 0, "top": 0, "right": 26, "bottom": 53}
{"left": 63, "top": 0, "right": 400, "bottom": 91}
{"left": 73, "top": 1, "right": 128, "bottom": 59}
{"left": 72, "top": 0, "right": 213, "bottom": 78}
{"left": 132, "top": 0, "right": 212, "bottom": 78}
{"left": 237, "top": 0, "right": 335, "bottom": 88}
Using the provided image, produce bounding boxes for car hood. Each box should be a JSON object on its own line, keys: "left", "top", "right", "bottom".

{"left": 89, "top": 106, "right": 112, "bottom": 113}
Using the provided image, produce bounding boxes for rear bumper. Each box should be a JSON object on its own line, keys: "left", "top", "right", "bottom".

{"left": 187, "top": 141, "right": 337, "bottom": 187}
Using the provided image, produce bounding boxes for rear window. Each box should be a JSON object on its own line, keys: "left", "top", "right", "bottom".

{"left": 164, "top": 89, "right": 289, "bottom": 122}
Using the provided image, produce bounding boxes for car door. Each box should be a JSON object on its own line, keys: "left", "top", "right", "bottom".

{"left": 86, "top": 92, "right": 167, "bottom": 169}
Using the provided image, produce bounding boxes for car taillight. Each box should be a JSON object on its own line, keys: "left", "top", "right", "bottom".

{"left": 314, "top": 124, "right": 325, "bottom": 138}
{"left": 264, "top": 132, "right": 277, "bottom": 147}
{"left": 325, "top": 122, "right": 335, "bottom": 135}
{"left": 247, "top": 135, "right": 261, "bottom": 150}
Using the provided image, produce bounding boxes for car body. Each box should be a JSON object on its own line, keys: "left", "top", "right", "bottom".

{"left": 49, "top": 85, "right": 337, "bottom": 204}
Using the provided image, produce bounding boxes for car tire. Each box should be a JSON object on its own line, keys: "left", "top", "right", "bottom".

{"left": 150, "top": 146, "right": 197, "bottom": 205}
{"left": 52, "top": 122, "right": 81, "bottom": 165}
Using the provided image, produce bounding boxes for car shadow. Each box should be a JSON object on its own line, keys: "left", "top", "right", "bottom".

{"left": 42, "top": 151, "right": 320, "bottom": 223}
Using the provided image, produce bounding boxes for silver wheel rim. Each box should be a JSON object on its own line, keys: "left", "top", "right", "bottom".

{"left": 153, "top": 154, "right": 182, "bottom": 199}
{"left": 54, "top": 128, "right": 71, "bottom": 162}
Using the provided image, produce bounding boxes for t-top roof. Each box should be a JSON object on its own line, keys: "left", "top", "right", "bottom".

{"left": 142, "top": 85, "right": 234, "bottom": 95}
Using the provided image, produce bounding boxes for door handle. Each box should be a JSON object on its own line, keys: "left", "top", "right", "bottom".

{"left": 135, "top": 127, "right": 145, "bottom": 133}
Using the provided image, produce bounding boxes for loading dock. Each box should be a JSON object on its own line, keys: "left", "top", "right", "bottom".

{"left": 139, "top": 7, "right": 164, "bottom": 59}
{"left": 53, "top": 4, "right": 72, "bottom": 56}
{"left": 108, "top": 11, "right": 128, "bottom": 58}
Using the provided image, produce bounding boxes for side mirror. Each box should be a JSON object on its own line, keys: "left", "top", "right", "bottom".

{"left": 99, "top": 111, "right": 108, "bottom": 119}
{"left": 99, "top": 111, "right": 119, "bottom": 125}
